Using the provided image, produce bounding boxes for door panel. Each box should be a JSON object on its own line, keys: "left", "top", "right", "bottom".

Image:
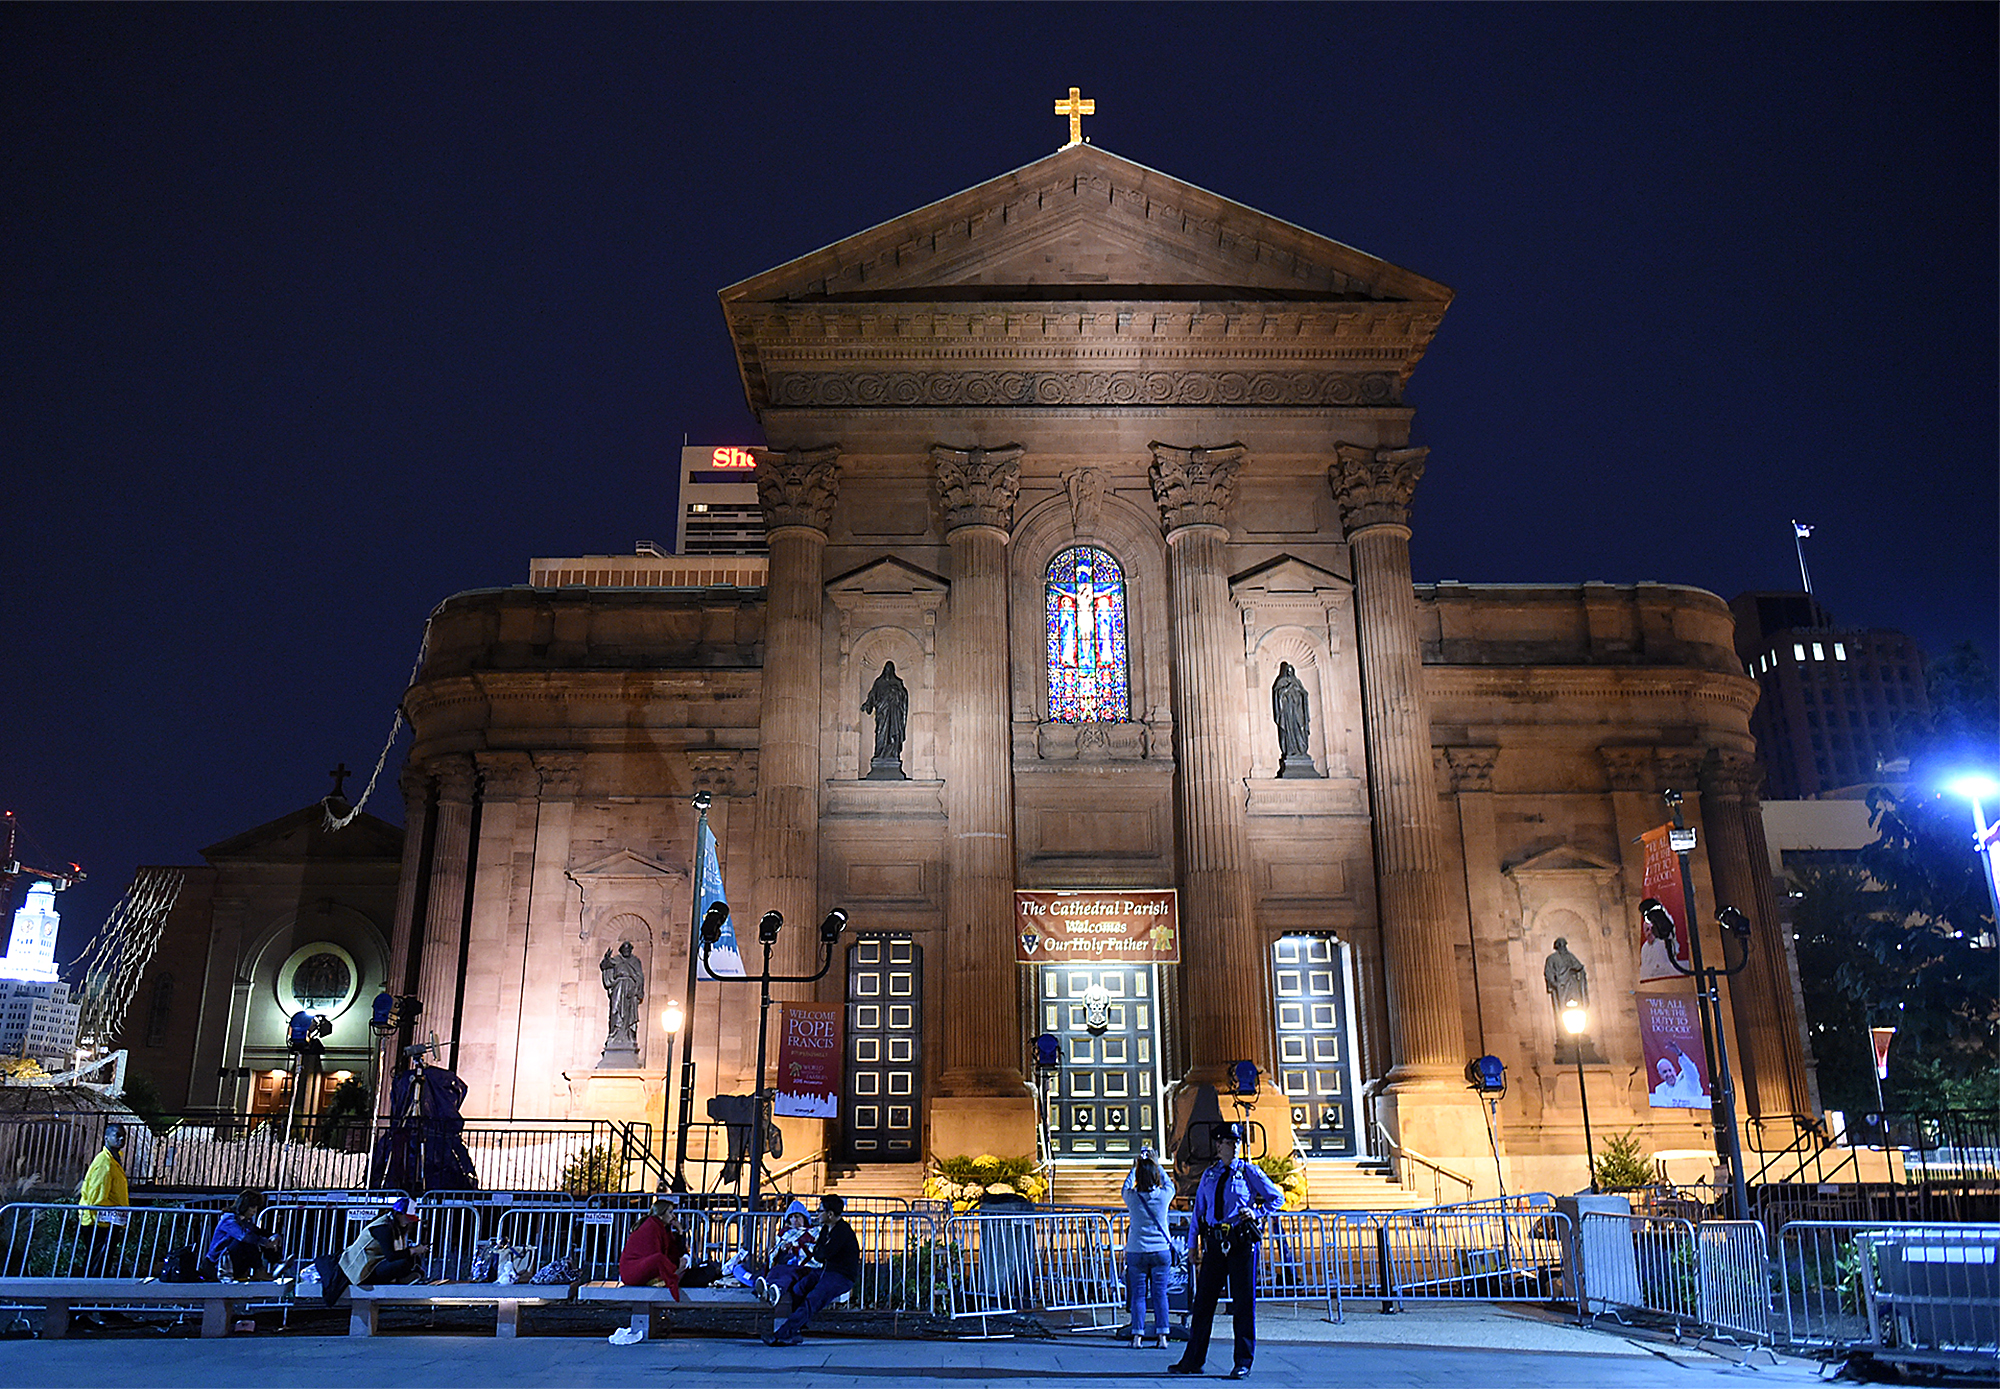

{"left": 843, "top": 935, "right": 921, "bottom": 1161}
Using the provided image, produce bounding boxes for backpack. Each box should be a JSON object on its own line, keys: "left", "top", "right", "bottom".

{"left": 159, "top": 1246, "right": 205, "bottom": 1282}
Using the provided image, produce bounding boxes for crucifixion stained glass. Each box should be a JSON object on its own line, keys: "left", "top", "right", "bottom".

{"left": 1046, "top": 546, "right": 1129, "bottom": 722}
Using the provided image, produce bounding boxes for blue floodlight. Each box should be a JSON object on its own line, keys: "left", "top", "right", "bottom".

{"left": 1946, "top": 773, "right": 2000, "bottom": 803}
{"left": 1230, "top": 1060, "right": 1260, "bottom": 1096}
{"left": 1033, "top": 1033, "right": 1062, "bottom": 1070}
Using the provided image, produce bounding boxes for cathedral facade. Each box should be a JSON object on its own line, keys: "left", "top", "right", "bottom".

{"left": 386, "top": 145, "right": 1813, "bottom": 1194}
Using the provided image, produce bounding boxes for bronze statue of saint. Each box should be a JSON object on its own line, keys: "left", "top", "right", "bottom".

{"left": 861, "top": 661, "right": 910, "bottom": 778}
{"left": 1271, "top": 661, "right": 1313, "bottom": 774}
{"left": 1543, "top": 936, "right": 1589, "bottom": 1009}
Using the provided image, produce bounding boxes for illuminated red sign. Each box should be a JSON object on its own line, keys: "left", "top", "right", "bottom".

{"left": 710, "top": 447, "right": 757, "bottom": 469}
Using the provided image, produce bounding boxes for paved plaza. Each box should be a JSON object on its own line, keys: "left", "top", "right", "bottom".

{"left": 0, "top": 1304, "right": 1824, "bottom": 1388}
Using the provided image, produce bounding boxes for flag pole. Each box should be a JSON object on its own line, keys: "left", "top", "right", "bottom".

{"left": 671, "top": 789, "right": 713, "bottom": 1190}
{"left": 1792, "top": 521, "right": 1814, "bottom": 595}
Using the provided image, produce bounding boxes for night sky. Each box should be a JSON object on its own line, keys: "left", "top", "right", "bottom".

{"left": 4, "top": 5, "right": 1993, "bottom": 960}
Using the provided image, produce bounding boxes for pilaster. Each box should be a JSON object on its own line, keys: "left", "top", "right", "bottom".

{"left": 415, "top": 755, "right": 477, "bottom": 1066}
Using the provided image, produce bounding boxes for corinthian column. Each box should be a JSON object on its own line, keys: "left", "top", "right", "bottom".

{"left": 1329, "top": 445, "right": 1465, "bottom": 1091}
{"left": 1702, "top": 751, "right": 1815, "bottom": 1118}
{"left": 933, "top": 444, "right": 1025, "bottom": 1096}
{"left": 415, "top": 754, "right": 477, "bottom": 1065}
{"left": 752, "top": 446, "right": 839, "bottom": 977}
{"left": 1148, "top": 443, "right": 1267, "bottom": 1080}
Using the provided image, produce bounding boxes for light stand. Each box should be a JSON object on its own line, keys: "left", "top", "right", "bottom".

{"left": 658, "top": 1000, "right": 683, "bottom": 1191}
{"left": 1560, "top": 1003, "right": 1597, "bottom": 1193}
{"left": 1657, "top": 788, "right": 1753, "bottom": 1218}
{"left": 699, "top": 902, "right": 846, "bottom": 1211}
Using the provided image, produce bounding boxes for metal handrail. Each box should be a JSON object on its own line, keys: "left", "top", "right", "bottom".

{"left": 1370, "top": 1121, "right": 1475, "bottom": 1204}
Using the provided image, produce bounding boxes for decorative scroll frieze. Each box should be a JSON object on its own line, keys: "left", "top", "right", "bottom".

{"left": 931, "top": 444, "right": 1023, "bottom": 532}
{"left": 754, "top": 445, "right": 841, "bottom": 532}
{"left": 1149, "top": 443, "right": 1245, "bottom": 532}
{"left": 1329, "top": 443, "right": 1428, "bottom": 533}
{"left": 767, "top": 368, "right": 1398, "bottom": 409}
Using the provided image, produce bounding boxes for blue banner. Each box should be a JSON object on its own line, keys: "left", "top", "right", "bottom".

{"left": 694, "top": 819, "right": 744, "bottom": 979}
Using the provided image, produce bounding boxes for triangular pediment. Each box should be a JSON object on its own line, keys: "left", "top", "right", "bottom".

{"left": 723, "top": 144, "right": 1450, "bottom": 307}
{"left": 1230, "top": 555, "right": 1350, "bottom": 602}
{"left": 826, "top": 556, "right": 949, "bottom": 599}
{"left": 202, "top": 803, "right": 402, "bottom": 863}
{"left": 1504, "top": 845, "right": 1623, "bottom": 880}
{"left": 567, "top": 848, "right": 685, "bottom": 881}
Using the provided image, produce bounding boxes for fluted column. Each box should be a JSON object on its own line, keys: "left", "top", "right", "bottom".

{"left": 1148, "top": 443, "right": 1267, "bottom": 1079}
{"left": 415, "top": 754, "right": 477, "bottom": 1064}
{"left": 1702, "top": 752, "right": 1816, "bottom": 1118}
{"left": 752, "top": 446, "right": 839, "bottom": 977}
{"left": 1330, "top": 445, "right": 1464, "bottom": 1087}
{"left": 934, "top": 444, "right": 1025, "bottom": 1093}
{"left": 387, "top": 763, "right": 436, "bottom": 1002}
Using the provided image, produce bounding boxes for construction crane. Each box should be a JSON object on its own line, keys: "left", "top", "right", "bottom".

{"left": 0, "top": 810, "right": 84, "bottom": 908}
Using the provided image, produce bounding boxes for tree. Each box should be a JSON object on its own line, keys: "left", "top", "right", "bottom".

{"left": 1787, "top": 864, "right": 1879, "bottom": 1119}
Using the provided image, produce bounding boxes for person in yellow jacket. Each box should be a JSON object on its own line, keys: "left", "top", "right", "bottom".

{"left": 77, "top": 1122, "right": 130, "bottom": 1273}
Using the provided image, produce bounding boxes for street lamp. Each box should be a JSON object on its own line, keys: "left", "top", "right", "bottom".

{"left": 698, "top": 901, "right": 847, "bottom": 1210}
{"left": 1560, "top": 999, "right": 1597, "bottom": 1193}
{"left": 658, "top": 1000, "right": 684, "bottom": 1191}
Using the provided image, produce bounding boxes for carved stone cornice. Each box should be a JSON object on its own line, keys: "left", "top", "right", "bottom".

{"left": 686, "top": 749, "right": 757, "bottom": 799}
{"left": 1598, "top": 747, "right": 1656, "bottom": 793}
{"left": 474, "top": 750, "right": 540, "bottom": 802}
{"left": 1443, "top": 746, "right": 1499, "bottom": 794}
{"left": 1330, "top": 444, "right": 1428, "bottom": 534}
{"left": 429, "top": 755, "right": 477, "bottom": 804}
{"left": 1148, "top": 443, "right": 1245, "bottom": 532}
{"left": 931, "top": 444, "right": 1023, "bottom": 532}
{"left": 765, "top": 368, "right": 1399, "bottom": 410}
{"left": 1701, "top": 749, "right": 1763, "bottom": 805}
{"left": 532, "top": 751, "right": 585, "bottom": 800}
{"left": 754, "top": 446, "right": 841, "bottom": 533}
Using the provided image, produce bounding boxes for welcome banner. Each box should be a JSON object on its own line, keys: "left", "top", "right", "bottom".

{"left": 774, "top": 1003, "right": 842, "bottom": 1118}
{"left": 1014, "top": 889, "right": 1180, "bottom": 963}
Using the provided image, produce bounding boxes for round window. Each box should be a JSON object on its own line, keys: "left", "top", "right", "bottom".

{"left": 276, "top": 941, "right": 361, "bottom": 1020}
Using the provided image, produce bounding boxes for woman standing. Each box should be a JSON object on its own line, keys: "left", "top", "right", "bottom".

{"left": 1123, "top": 1147, "right": 1173, "bottom": 1349}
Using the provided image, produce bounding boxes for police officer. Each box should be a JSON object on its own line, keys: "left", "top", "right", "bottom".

{"left": 1169, "top": 1121, "right": 1284, "bottom": 1379}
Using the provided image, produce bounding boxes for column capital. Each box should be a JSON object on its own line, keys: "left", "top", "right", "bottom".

{"left": 1148, "top": 442, "right": 1244, "bottom": 532}
{"left": 754, "top": 445, "right": 841, "bottom": 532}
{"left": 1443, "top": 745, "right": 1499, "bottom": 793}
{"left": 931, "top": 444, "right": 1023, "bottom": 532}
{"left": 1597, "top": 746, "right": 1657, "bottom": 792}
{"left": 474, "top": 749, "right": 541, "bottom": 801}
{"left": 531, "top": 751, "right": 585, "bottom": 799}
{"left": 428, "top": 754, "right": 478, "bottom": 804}
{"left": 686, "top": 749, "right": 756, "bottom": 798}
{"left": 1701, "top": 748, "right": 1763, "bottom": 804}
{"left": 1329, "top": 443, "right": 1428, "bottom": 534}
{"left": 398, "top": 762, "right": 434, "bottom": 805}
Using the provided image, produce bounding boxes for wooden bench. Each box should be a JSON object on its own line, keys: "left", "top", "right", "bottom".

{"left": 343, "top": 1281, "right": 571, "bottom": 1337}
{"left": 0, "top": 1277, "right": 292, "bottom": 1338}
{"left": 576, "top": 1281, "right": 764, "bottom": 1337}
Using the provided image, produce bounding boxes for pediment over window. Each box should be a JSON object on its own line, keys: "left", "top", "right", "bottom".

{"left": 1503, "top": 846, "right": 1623, "bottom": 881}
{"left": 567, "top": 848, "right": 685, "bottom": 882}
{"left": 826, "top": 556, "right": 949, "bottom": 601}
{"left": 1230, "top": 555, "right": 1350, "bottom": 604}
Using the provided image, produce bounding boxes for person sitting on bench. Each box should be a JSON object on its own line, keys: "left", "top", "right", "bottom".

{"left": 618, "top": 1197, "right": 690, "bottom": 1298}
{"left": 204, "top": 1188, "right": 284, "bottom": 1280}
{"left": 754, "top": 1200, "right": 816, "bottom": 1305}
{"left": 339, "top": 1199, "right": 428, "bottom": 1288}
{"left": 762, "top": 1194, "right": 860, "bottom": 1347}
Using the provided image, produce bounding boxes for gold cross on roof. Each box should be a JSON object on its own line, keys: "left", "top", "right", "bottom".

{"left": 1054, "top": 86, "right": 1095, "bottom": 146}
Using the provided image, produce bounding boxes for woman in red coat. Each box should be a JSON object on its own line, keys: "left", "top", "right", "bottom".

{"left": 618, "top": 1198, "right": 690, "bottom": 1297}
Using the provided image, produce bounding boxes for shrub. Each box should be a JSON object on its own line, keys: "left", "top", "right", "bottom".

{"left": 1592, "top": 1130, "right": 1657, "bottom": 1191}
{"left": 1254, "top": 1153, "right": 1309, "bottom": 1210}
{"left": 561, "top": 1143, "right": 624, "bottom": 1197}
{"left": 923, "top": 1153, "right": 1045, "bottom": 1209}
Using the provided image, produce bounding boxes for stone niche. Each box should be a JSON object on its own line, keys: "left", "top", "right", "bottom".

{"left": 1231, "top": 556, "right": 1360, "bottom": 782}
{"left": 826, "top": 557, "right": 947, "bottom": 783}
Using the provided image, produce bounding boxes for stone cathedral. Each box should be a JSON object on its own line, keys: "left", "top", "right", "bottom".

{"left": 385, "top": 142, "right": 1814, "bottom": 1196}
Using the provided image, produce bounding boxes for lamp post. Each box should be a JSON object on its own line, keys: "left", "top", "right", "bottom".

{"left": 673, "top": 790, "right": 714, "bottom": 1191}
{"left": 1655, "top": 788, "right": 1753, "bottom": 1218}
{"left": 1560, "top": 1000, "right": 1597, "bottom": 1193}
{"left": 658, "top": 999, "right": 683, "bottom": 1191}
{"left": 698, "top": 900, "right": 846, "bottom": 1211}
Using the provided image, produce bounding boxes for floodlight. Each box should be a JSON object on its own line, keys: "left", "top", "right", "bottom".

{"left": 699, "top": 900, "right": 730, "bottom": 945}
{"left": 819, "top": 909, "right": 848, "bottom": 944}
{"left": 758, "top": 910, "right": 784, "bottom": 945}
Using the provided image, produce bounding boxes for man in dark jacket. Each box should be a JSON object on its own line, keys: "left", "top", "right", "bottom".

{"left": 762, "top": 1194, "right": 861, "bottom": 1346}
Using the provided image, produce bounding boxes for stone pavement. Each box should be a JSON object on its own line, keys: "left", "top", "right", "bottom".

{"left": 0, "top": 1304, "right": 1824, "bottom": 1388}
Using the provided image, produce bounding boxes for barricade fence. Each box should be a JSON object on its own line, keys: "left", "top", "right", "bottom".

{"left": 1575, "top": 1212, "right": 1698, "bottom": 1329}
{"left": 1347, "top": 1207, "right": 1576, "bottom": 1310}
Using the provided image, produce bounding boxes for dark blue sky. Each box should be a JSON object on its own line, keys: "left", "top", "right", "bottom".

{"left": 4, "top": 5, "right": 1994, "bottom": 957}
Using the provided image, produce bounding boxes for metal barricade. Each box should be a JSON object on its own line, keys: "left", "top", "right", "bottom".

{"left": 1855, "top": 1226, "right": 1999, "bottom": 1372}
{"left": 1258, "top": 1210, "right": 1341, "bottom": 1324}
{"left": 1778, "top": 1220, "right": 1919, "bottom": 1348}
{"left": 942, "top": 1210, "right": 1121, "bottom": 1333}
{"left": 266, "top": 1193, "right": 403, "bottom": 1270}
{"left": 1357, "top": 1207, "right": 1576, "bottom": 1310}
{"left": 1696, "top": 1219, "right": 1772, "bottom": 1343}
{"left": 0, "top": 1201, "right": 217, "bottom": 1280}
{"left": 1576, "top": 1212, "right": 1697, "bottom": 1329}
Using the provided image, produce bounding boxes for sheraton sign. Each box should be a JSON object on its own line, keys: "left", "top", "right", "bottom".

{"left": 1014, "top": 889, "right": 1180, "bottom": 964}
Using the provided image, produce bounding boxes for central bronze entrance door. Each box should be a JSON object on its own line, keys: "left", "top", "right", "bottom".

{"left": 1037, "top": 961, "right": 1162, "bottom": 1159}
{"left": 842, "top": 934, "right": 921, "bottom": 1161}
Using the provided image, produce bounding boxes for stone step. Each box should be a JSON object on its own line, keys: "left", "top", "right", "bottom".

{"left": 823, "top": 1164, "right": 928, "bottom": 1201}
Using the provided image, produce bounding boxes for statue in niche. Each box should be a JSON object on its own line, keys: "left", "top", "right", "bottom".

{"left": 861, "top": 660, "right": 910, "bottom": 780}
{"left": 597, "top": 940, "right": 644, "bottom": 1066}
{"left": 1271, "top": 661, "right": 1319, "bottom": 777}
{"left": 1543, "top": 936, "right": 1589, "bottom": 1011}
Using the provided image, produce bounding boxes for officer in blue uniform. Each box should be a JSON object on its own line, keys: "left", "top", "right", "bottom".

{"left": 1169, "top": 1121, "right": 1285, "bottom": 1379}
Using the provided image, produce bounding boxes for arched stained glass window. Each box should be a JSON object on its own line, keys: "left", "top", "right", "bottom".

{"left": 1046, "top": 546, "right": 1130, "bottom": 722}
